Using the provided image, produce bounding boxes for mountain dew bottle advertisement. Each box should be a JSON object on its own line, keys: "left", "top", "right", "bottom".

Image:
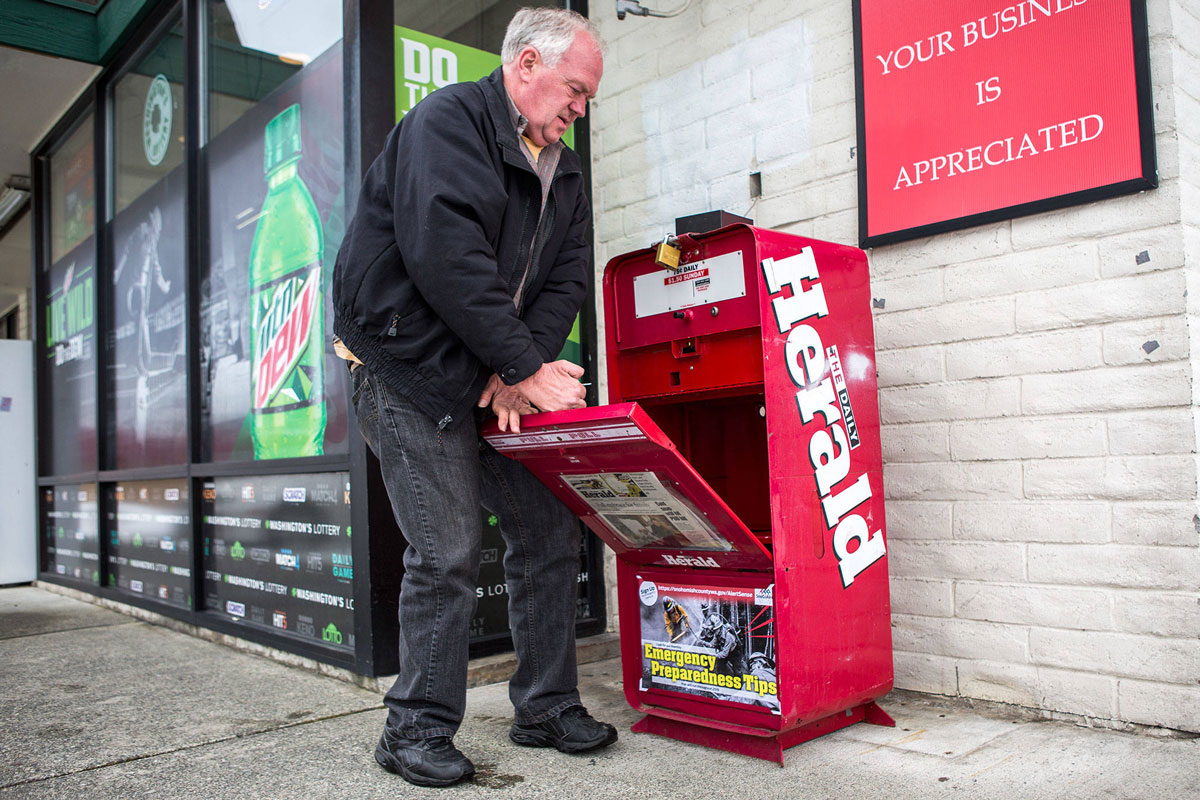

{"left": 249, "top": 104, "right": 326, "bottom": 458}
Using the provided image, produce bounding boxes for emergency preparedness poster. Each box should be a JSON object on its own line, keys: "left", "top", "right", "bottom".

{"left": 202, "top": 43, "right": 347, "bottom": 462}
{"left": 108, "top": 480, "right": 192, "bottom": 610}
{"left": 202, "top": 472, "right": 353, "bottom": 652}
{"left": 42, "top": 241, "right": 97, "bottom": 476}
{"left": 109, "top": 166, "right": 187, "bottom": 468}
{"left": 42, "top": 485, "right": 99, "bottom": 587}
{"left": 854, "top": 0, "right": 1154, "bottom": 245}
{"left": 637, "top": 577, "right": 779, "bottom": 713}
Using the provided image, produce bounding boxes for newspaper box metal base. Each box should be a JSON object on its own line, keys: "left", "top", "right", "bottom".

{"left": 482, "top": 224, "right": 895, "bottom": 764}
{"left": 630, "top": 700, "right": 896, "bottom": 765}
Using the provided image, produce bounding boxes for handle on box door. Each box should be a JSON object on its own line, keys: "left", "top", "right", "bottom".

{"left": 671, "top": 337, "right": 699, "bottom": 358}
{"left": 672, "top": 310, "right": 693, "bottom": 322}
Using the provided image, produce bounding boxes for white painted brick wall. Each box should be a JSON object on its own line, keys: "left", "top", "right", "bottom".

{"left": 590, "top": 0, "right": 1200, "bottom": 732}
{"left": 954, "top": 501, "right": 1109, "bottom": 543}
{"left": 1102, "top": 316, "right": 1189, "bottom": 365}
{"left": 874, "top": 345, "right": 945, "bottom": 388}
{"left": 951, "top": 416, "right": 1107, "bottom": 461}
{"left": 1014, "top": 270, "right": 1187, "bottom": 332}
{"left": 1030, "top": 628, "right": 1200, "bottom": 684}
{"left": 1098, "top": 224, "right": 1185, "bottom": 278}
{"left": 1107, "top": 408, "right": 1196, "bottom": 455}
{"left": 1111, "top": 501, "right": 1200, "bottom": 546}
{"left": 888, "top": 541, "right": 1025, "bottom": 582}
{"left": 880, "top": 378, "right": 1020, "bottom": 424}
{"left": 890, "top": 577, "right": 954, "bottom": 618}
{"left": 892, "top": 651, "right": 957, "bottom": 695}
{"left": 1023, "top": 455, "right": 1196, "bottom": 501}
{"left": 1021, "top": 363, "right": 1192, "bottom": 415}
{"left": 892, "top": 615, "right": 1028, "bottom": 662}
{"left": 1119, "top": 679, "right": 1200, "bottom": 732}
{"left": 954, "top": 582, "right": 1112, "bottom": 630}
{"left": 1111, "top": 590, "right": 1200, "bottom": 638}
{"left": 880, "top": 421, "right": 949, "bottom": 463}
{"left": 884, "top": 500, "right": 952, "bottom": 540}
{"left": 957, "top": 661, "right": 1117, "bottom": 719}
{"left": 885, "top": 461, "right": 1023, "bottom": 501}
{"left": 945, "top": 328, "right": 1104, "bottom": 381}
{"left": 875, "top": 297, "right": 1016, "bottom": 350}
{"left": 1028, "top": 544, "right": 1200, "bottom": 590}
{"left": 941, "top": 241, "right": 1097, "bottom": 302}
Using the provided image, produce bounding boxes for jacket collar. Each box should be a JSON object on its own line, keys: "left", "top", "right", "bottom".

{"left": 481, "top": 67, "right": 581, "bottom": 179}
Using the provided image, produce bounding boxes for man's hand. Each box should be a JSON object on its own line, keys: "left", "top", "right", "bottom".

{"left": 477, "top": 373, "right": 536, "bottom": 433}
{"left": 513, "top": 360, "right": 586, "bottom": 413}
{"left": 477, "top": 373, "right": 506, "bottom": 410}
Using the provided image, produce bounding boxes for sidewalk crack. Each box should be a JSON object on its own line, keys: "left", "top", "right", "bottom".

{"left": 0, "top": 620, "right": 140, "bottom": 643}
{"left": 0, "top": 705, "right": 383, "bottom": 791}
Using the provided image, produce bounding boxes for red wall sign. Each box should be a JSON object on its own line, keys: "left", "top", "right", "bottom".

{"left": 853, "top": 0, "right": 1156, "bottom": 247}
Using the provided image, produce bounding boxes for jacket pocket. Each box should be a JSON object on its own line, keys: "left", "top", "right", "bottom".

{"left": 382, "top": 302, "right": 438, "bottom": 355}
{"left": 348, "top": 242, "right": 399, "bottom": 312}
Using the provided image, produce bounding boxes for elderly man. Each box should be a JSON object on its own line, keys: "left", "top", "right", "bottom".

{"left": 331, "top": 7, "right": 613, "bottom": 789}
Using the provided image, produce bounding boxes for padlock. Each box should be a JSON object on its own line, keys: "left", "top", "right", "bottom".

{"left": 655, "top": 236, "right": 682, "bottom": 271}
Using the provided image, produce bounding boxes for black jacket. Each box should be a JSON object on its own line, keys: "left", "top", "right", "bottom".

{"left": 332, "top": 68, "right": 590, "bottom": 428}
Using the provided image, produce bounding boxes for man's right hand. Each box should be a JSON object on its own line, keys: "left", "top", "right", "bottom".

{"left": 514, "top": 360, "right": 586, "bottom": 412}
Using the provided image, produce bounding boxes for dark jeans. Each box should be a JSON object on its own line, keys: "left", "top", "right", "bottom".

{"left": 351, "top": 364, "right": 583, "bottom": 739}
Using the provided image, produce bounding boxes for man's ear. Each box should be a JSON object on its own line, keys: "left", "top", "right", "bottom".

{"left": 517, "top": 46, "right": 540, "bottom": 80}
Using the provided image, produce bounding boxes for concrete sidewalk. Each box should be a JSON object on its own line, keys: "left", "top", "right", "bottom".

{"left": 1, "top": 585, "right": 1196, "bottom": 799}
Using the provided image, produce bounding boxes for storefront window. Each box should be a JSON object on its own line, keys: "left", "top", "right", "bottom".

{"left": 31, "top": 0, "right": 602, "bottom": 673}
{"left": 201, "top": 1, "right": 347, "bottom": 463}
{"left": 42, "top": 484, "right": 99, "bottom": 587}
{"left": 201, "top": 471, "right": 353, "bottom": 651}
{"left": 108, "top": 22, "right": 188, "bottom": 469}
{"left": 395, "top": 0, "right": 559, "bottom": 121}
{"left": 108, "top": 479, "right": 192, "bottom": 609}
{"left": 207, "top": 0, "right": 341, "bottom": 140}
{"left": 49, "top": 115, "right": 94, "bottom": 266}
{"left": 112, "top": 25, "right": 185, "bottom": 215}
{"left": 394, "top": 0, "right": 557, "bottom": 55}
{"left": 43, "top": 111, "right": 98, "bottom": 477}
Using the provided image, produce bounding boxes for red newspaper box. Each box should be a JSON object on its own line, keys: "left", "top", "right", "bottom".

{"left": 481, "top": 224, "right": 894, "bottom": 763}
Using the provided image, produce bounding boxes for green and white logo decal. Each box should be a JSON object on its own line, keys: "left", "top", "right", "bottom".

{"left": 143, "top": 74, "right": 173, "bottom": 167}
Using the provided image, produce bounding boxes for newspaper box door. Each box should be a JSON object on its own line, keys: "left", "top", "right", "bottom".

{"left": 482, "top": 403, "right": 774, "bottom": 571}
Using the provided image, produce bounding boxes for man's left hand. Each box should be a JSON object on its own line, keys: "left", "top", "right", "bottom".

{"left": 478, "top": 373, "right": 536, "bottom": 433}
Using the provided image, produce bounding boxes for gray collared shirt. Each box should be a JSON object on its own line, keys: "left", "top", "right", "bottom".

{"left": 504, "top": 86, "right": 565, "bottom": 309}
{"left": 505, "top": 88, "right": 563, "bottom": 207}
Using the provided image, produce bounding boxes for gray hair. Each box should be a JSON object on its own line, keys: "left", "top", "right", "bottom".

{"left": 501, "top": 7, "right": 604, "bottom": 68}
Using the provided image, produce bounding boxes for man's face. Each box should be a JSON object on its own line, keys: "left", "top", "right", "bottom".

{"left": 516, "top": 32, "right": 603, "bottom": 147}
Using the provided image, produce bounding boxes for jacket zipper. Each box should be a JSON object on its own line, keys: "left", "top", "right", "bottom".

{"left": 513, "top": 165, "right": 568, "bottom": 312}
{"left": 436, "top": 372, "right": 480, "bottom": 431}
{"left": 436, "top": 152, "right": 580, "bottom": 430}
{"left": 518, "top": 190, "right": 557, "bottom": 313}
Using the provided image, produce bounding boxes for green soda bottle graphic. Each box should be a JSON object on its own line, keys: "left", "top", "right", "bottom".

{"left": 249, "top": 104, "right": 325, "bottom": 458}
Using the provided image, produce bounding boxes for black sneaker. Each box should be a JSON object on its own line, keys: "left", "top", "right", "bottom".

{"left": 374, "top": 727, "right": 475, "bottom": 787}
{"left": 509, "top": 705, "right": 618, "bottom": 753}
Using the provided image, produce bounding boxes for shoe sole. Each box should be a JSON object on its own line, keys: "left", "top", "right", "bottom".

{"left": 509, "top": 726, "right": 618, "bottom": 754}
{"left": 375, "top": 745, "right": 475, "bottom": 787}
